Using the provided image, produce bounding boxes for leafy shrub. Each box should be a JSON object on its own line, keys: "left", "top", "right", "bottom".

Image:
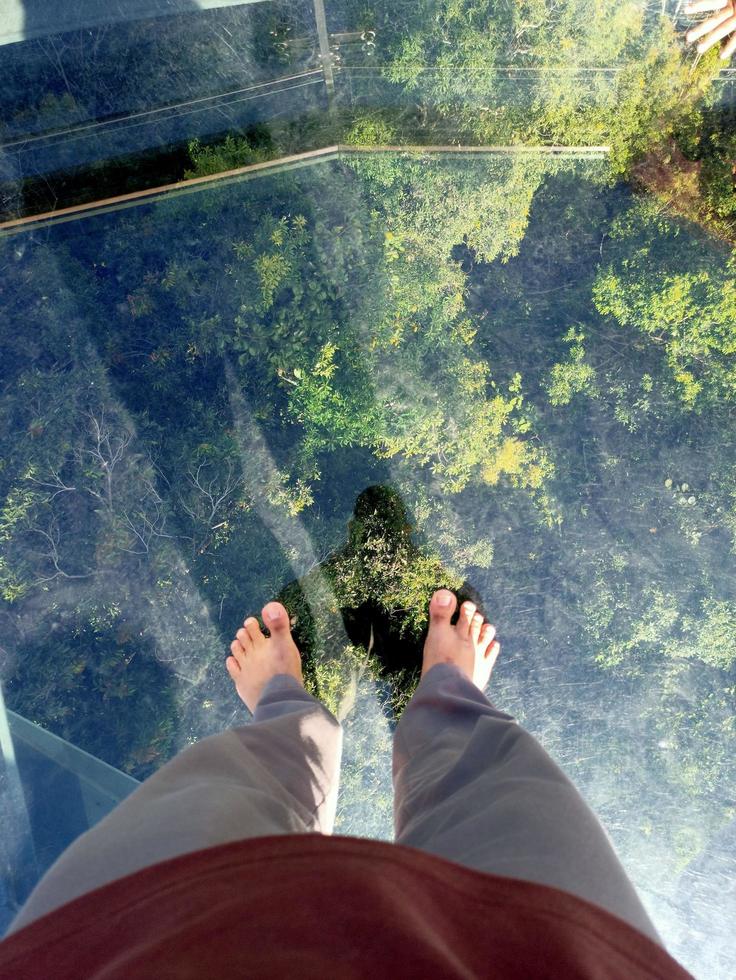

{"left": 184, "top": 133, "right": 275, "bottom": 179}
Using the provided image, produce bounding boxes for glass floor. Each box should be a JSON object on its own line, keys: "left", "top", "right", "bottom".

{"left": 1, "top": 1, "right": 735, "bottom": 976}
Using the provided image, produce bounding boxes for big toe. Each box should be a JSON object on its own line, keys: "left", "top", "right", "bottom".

{"left": 429, "top": 589, "right": 457, "bottom": 624}
{"left": 262, "top": 601, "right": 290, "bottom": 635}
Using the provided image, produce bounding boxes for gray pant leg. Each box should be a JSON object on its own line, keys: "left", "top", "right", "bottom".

{"left": 392, "top": 663, "right": 664, "bottom": 947}
{"left": 6, "top": 675, "right": 342, "bottom": 936}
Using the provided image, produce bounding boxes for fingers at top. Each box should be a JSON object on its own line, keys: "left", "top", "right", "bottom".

{"left": 685, "top": 0, "right": 729, "bottom": 13}
{"left": 695, "top": 12, "right": 736, "bottom": 51}
{"left": 722, "top": 27, "right": 736, "bottom": 54}
{"left": 686, "top": 7, "right": 733, "bottom": 41}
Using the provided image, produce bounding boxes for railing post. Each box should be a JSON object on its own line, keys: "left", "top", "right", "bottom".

{"left": 312, "top": 0, "right": 335, "bottom": 106}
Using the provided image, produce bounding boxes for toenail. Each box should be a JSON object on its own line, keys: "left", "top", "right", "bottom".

{"left": 264, "top": 607, "right": 280, "bottom": 622}
{"left": 436, "top": 593, "right": 453, "bottom": 606}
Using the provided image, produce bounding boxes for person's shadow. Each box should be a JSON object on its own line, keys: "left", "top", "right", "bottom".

{"left": 275, "top": 484, "right": 486, "bottom": 733}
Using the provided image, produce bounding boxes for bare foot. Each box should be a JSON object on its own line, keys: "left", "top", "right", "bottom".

{"left": 421, "top": 589, "right": 500, "bottom": 691}
{"left": 226, "top": 601, "right": 304, "bottom": 714}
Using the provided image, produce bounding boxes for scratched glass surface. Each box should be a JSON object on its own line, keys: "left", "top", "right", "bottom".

{"left": 1, "top": 3, "right": 735, "bottom": 977}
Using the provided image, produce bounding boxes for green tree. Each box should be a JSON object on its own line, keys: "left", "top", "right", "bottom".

{"left": 376, "top": 0, "right": 718, "bottom": 177}
{"left": 592, "top": 196, "right": 736, "bottom": 410}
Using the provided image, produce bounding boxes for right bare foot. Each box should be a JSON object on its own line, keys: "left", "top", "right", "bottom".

{"left": 420, "top": 589, "right": 501, "bottom": 691}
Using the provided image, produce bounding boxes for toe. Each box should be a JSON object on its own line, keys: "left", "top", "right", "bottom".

{"left": 479, "top": 622, "right": 496, "bottom": 653}
{"left": 236, "top": 627, "right": 253, "bottom": 652}
{"left": 262, "top": 601, "right": 290, "bottom": 634}
{"left": 470, "top": 611, "right": 484, "bottom": 644}
{"left": 230, "top": 639, "right": 246, "bottom": 668}
{"left": 429, "top": 589, "right": 457, "bottom": 623}
{"left": 485, "top": 639, "right": 501, "bottom": 664}
{"left": 244, "top": 617, "right": 263, "bottom": 644}
{"left": 226, "top": 654, "right": 241, "bottom": 676}
{"left": 457, "top": 601, "right": 476, "bottom": 639}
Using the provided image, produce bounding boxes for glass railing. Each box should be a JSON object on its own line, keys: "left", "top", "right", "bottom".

{"left": 1, "top": 2, "right": 735, "bottom": 977}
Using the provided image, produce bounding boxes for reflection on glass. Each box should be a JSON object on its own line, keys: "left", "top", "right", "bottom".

{"left": 2, "top": 150, "right": 735, "bottom": 975}
{"left": 1, "top": 0, "right": 735, "bottom": 976}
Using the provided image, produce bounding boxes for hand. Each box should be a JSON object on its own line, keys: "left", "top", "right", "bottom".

{"left": 684, "top": 0, "right": 736, "bottom": 61}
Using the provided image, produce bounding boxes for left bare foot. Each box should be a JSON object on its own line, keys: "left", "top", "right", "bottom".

{"left": 226, "top": 601, "right": 304, "bottom": 714}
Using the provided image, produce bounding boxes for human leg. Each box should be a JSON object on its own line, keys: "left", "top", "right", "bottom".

{"left": 6, "top": 604, "right": 342, "bottom": 935}
{"left": 392, "top": 591, "right": 664, "bottom": 947}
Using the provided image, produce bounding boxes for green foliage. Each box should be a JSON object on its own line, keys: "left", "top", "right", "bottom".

{"left": 184, "top": 133, "right": 274, "bottom": 179}
{"left": 592, "top": 196, "right": 736, "bottom": 409}
{"left": 375, "top": 0, "right": 718, "bottom": 181}
{"left": 7, "top": 612, "right": 178, "bottom": 779}
{"left": 385, "top": 0, "right": 508, "bottom": 110}
{"left": 374, "top": 366, "right": 554, "bottom": 495}
{"left": 343, "top": 113, "right": 398, "bottom": 146}
{"left": 345, "top": 152, "right": 549, "bottom": 269}
{"left": 306, "top": 642, "right": 377, "bottom": 721}
{"left": 699, "top": 124, "right": 736, "bottom": 222}
{"left": 253, "top": 251, "right": 292, "bottom": 309}
{"left": 0, "top": 480, "right": 40, "bottom": 601}
{"left": 288, "top": 342, "right": 382, "bottom": 464}
{"left": 682, "top": 598, "right": 736, "bottom": 670}
{"left": 654, "top": 663, "right": 736, "bottom": 803}
{"left": 579, "top": 551, "right": 683, "bottom": 675}
{"left": 545, "top": 326, "right": 598, "bottom": 406}
{"left": 0, "top": 479, "right": 39, "bottom": 543}
{"left": 0, "top": 554, "right": 29, "bottom": 603}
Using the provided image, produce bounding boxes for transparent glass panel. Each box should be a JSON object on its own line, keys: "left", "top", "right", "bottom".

{"left": 0, "top": 0, "right": 323, "bottom": 210}
{"left": 1, "top": 2, "right": 735, "bottom": 977}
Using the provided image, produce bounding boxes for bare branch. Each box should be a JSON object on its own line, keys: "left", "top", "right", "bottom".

{"left": 184, "top": 457, "right": 244, "bottom": 526}
{"left": 28, "top": 516, "right": 95, "bottom": 582}
{"left": 75, "top": 409, "right": 134, "bottom": 510}
{"left": 117, "top": 479, "right": 180, "bottom": 555}
{"left": 26, "top": 465, "right": 77, "bottom": 501}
